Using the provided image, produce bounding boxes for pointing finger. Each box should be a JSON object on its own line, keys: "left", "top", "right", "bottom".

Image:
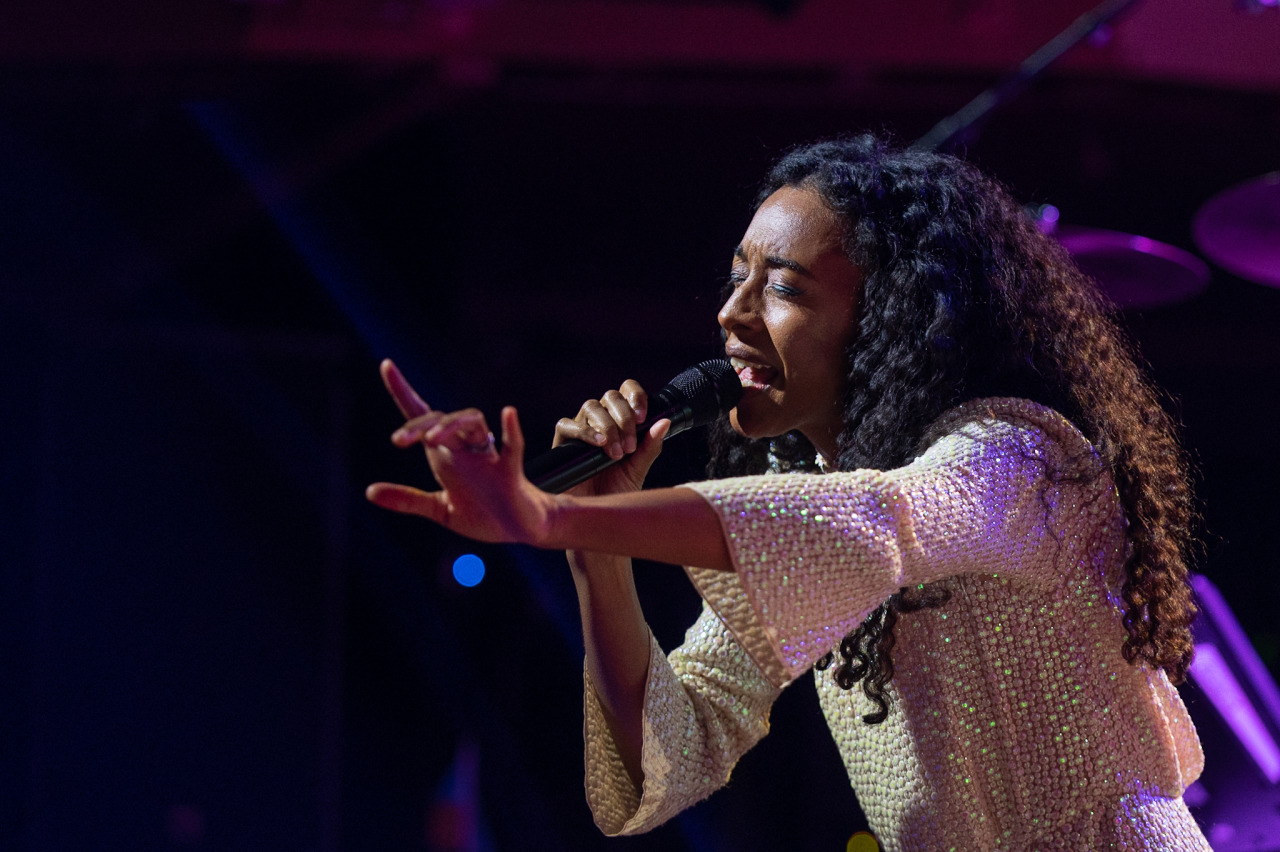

{"left": 381, "top": 359, "right": 432, "bottom": 419}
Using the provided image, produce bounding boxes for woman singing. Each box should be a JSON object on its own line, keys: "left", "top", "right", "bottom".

{"left": 367, "top": 135, "right": 1209, "bottom": 850}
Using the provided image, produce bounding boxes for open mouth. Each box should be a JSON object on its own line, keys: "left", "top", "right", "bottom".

{"left": 730, "top": 357, "right": 778, "bottom": 390}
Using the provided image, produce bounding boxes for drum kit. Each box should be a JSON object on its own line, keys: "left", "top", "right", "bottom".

{"left": 1191, "top": 172, "right": 1280, "bottom": 291}
{"left": 911, "top": 0, "right": 1279, "bottom": 308}
{"left": 1039, "top": 172, "right": 1280, "bottom": 309}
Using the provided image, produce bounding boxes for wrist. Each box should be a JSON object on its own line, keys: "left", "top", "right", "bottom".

{"left": 537, "top": 491, "right": 575, "bottom": 551}
{"left": 548, "top": 494, "right": 628, "bottom": 571}
{"left": 567, "top": 546, "right": 630, "bottom": 574}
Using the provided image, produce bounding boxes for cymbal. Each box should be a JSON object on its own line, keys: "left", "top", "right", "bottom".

{"left": 1192, "top": 172, "right": 1280, "bottom": 288}
{"left": 1054, "top": 225, "right": 1210, "bottom": 309}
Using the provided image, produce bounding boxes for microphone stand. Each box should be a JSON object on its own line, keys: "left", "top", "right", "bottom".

{"left": 912, "top": 0, "right": 1142, "bottom": 152}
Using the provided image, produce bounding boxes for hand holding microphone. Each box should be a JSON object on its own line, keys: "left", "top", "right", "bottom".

{"left": 528, "top": 359, "right": 742, "bottom": 494}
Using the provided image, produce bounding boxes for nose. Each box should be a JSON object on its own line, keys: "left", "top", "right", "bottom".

{"left": 717, "top": 279, "right": 762, "bottom": 336}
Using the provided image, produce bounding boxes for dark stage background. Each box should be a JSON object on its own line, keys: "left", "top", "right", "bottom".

{"left": 3, "top": 1, "right": 1280, "bottom": 850}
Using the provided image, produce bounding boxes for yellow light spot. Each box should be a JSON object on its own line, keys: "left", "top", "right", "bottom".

{"left": 847, "top": 831, "right": 881, "bottom": 852}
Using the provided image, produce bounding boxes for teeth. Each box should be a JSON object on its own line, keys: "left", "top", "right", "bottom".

{"left": 730, "top": 357, "right": 776, "bottom": 389}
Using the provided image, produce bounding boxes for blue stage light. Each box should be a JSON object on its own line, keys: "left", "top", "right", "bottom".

{"left": 452, "top": 554, "right": 486, "bottom": 587}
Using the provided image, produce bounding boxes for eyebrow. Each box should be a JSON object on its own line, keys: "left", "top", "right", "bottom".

{"left": 733, "top": 244, "right": 814, "bottom": 278}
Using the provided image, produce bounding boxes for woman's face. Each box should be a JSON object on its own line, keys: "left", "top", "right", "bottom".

{"left": 719, "top": 184, "right": 863, "bottom": 460}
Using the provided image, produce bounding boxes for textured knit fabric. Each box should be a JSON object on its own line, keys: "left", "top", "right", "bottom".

{"left": 582, "top": 398, "right": 1208, "bottom": 850}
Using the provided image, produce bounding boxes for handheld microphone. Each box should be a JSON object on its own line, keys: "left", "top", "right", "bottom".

{"left": 523, "top": 359, "right": 743, "bottom": 494}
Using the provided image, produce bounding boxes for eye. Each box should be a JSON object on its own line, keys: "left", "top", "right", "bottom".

{"left": 769, "top": 281, "right": 801, "bottom": 298}
{"left": 721, "top": 275, "right": 747, "bottom": 298}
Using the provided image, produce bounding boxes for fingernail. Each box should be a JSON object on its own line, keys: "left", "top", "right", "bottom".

{"left": 623, "top": 435, "right": 636, "bottom": 453}
{"left": 609, "top": 442, "right": 622, "bottom": 460}
{"left": 592, "top": 432, "right": 606, "bottom": 445}
{"left": 392, "top": 429, "right": 408, "bottom": 444}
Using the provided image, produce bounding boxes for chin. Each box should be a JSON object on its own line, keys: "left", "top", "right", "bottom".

{"left": 728, "top": 406, "right": 784, "bottom": 442}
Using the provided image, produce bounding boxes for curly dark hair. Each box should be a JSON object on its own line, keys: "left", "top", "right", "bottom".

{"left": 707, "top": 134, "right": 1197, "bottom": 724}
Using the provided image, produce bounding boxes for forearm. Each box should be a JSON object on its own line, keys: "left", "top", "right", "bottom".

{"left": 563, "top": 485, "right": 731, "bottom": 791}
{"left": 570, "top": 550, "right": 650, "bottom": 789}
{"left": 558, "top": 483, "right": 731, "bottom": 795}
{"left": 549, "top": 487, "right": 733, "bottom": 572}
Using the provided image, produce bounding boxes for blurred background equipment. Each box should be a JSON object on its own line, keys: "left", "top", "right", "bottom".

{"left": 3, "top": 1, "right": 1280, "bottom": 850}
{"left": 1194, "top": 172, "right": 1280, "bottom": 288}
{"left": 1055, "top": 224, "right": 1212, "bottom": 308}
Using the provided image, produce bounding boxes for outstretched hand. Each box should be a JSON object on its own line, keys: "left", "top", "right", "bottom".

{"left": 368, "top": 360, "right": 732, "bottom": 571}
{"left": 365, "top": 359, "right": 555, "bottom": 546}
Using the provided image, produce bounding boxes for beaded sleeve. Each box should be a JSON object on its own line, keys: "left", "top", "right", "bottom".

{"left": 681, "top": 400, "right": 1081, "bottom": 683}
{"left": 583, "top": 602, "right": 782, "bottom": 835}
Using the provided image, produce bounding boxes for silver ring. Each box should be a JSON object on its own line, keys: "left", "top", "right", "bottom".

{"left": 462, "top": 431, "right": 495, "bottom": 454}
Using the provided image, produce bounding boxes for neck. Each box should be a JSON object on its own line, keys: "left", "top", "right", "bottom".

{"left": 809, "top": 429, "right": 840, "bottom": 465}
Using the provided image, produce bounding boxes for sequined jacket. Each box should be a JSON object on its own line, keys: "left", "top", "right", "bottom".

{"left": 583, "top": 398, "right": 1208, "bottom": 851}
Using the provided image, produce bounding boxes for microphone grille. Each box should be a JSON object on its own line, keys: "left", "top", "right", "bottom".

{"left": 665, "top": 358, "right": 743, "bottom": 427}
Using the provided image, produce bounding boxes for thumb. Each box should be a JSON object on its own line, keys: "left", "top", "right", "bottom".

{"left": 630, "top": 418, "right": 670, "bottom": 471}
{"left": 365, "top": 482, "right": 448, "bottom": 523}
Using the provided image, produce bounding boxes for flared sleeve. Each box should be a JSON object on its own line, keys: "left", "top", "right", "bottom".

{"left": 583, "top": 601, "right": 783, "bottom": 835}
{"left": 682, "top": 399, "right": 1097, "bottom": 684}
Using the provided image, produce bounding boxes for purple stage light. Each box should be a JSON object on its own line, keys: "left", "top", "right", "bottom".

{"left": 1189, "top": 642, "right": 1280, "bottom": 783}
{"left": 1032, "top": 203, "right": 1061, "bottom": 232}
{"left": 1194, "top": 575, "right": 1280, "bottom": 734}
